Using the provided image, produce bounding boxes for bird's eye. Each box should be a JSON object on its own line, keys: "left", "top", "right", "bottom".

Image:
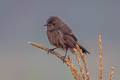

{"left": 52, "top": 23, "right": 55, "bottom": 25}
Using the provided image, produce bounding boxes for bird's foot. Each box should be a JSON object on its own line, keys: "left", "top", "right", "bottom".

{"left": 47, "top": 48, "right": 56, "bottom": 54}
{"left": 62, "top": 56, "right": 66, "bottom": 63}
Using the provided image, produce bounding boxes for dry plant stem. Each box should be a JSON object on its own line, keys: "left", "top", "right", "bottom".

{"left": 76, "top": 44, "right": 90, "bottom": 80}
{"left": 28, "top": 42, "right": 82, "bottom": 80}
{"left": 73, "top": 48, "right": 85, "bottom": 80}
{"left": 98, "top": 34, "right": 103, "bottom": 80}
{"left": 109, "top": 67, "right": 114, "bottom": 80}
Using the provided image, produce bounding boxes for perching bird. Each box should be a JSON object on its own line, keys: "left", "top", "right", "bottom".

{"left": 44, "top": 16, "right": 90, "bottom": 61}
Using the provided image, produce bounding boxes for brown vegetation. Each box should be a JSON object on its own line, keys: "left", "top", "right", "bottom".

{"left": 28, "top": 34, "right": 115, "bottom": 80}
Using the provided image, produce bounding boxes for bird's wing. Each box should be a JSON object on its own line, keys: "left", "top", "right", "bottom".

{"left": 59, "top": 23, "right": 77, "bottom": 41}
{"left": 63, "top": 34, "right": 90, "bottom": 54}
{"left": 59, "top": 24, "right": 72, "bottom": 34}
{"left": 63, "top": 34, "right": 77, "bottom": 48}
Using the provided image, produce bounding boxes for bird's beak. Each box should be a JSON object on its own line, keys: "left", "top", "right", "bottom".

{"left": 43, "top": 24, "right": 47, "bottom": 27}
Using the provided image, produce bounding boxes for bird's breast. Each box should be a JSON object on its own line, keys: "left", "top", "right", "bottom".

{"left": 47, "top": 30, "right": 66, "bottom": 49}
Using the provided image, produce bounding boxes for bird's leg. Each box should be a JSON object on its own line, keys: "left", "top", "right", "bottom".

{"left": 48, "top": 48, "right": 57, "bottom": 54}
{"left": 62, "top": 49, "right": 68, "bottom": 62}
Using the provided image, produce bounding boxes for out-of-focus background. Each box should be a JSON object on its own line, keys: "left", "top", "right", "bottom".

{"left": 0, "top": 0, "right": 120, "bottom": 80}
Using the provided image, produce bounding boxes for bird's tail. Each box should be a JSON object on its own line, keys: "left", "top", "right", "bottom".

{"left": 76, "top": 43, "right": 90, "bottom": 54}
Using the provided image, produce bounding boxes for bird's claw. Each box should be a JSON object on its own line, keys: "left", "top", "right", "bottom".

{"left": 47, "top": 48, "right": 56, "bottom": 54}
{"left": 62, "top": 56, "right": 66, "bottom": 63}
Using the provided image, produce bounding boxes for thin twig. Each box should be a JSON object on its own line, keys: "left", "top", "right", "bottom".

{"left": 73, "top": 48, "right": 85, "bottom": 80}
{"left": 109, "top": 67, "right": 114, "bottom": 80}
{"left": 98, "top": 34, "right": 103, "bottom": 80}
{"left": 76, "top": 44, "right": 90, "bottom": 80}
{"left": 28, "top": 42, "right": 82, "bottom": 80}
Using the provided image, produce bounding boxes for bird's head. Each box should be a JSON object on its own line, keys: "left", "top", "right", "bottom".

{"left": 44, "top": 16, "right": 63, "bottom": 30}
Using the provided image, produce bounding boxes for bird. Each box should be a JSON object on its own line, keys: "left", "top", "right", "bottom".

{"left": 44, "top": 16, "right": 90, "bottom": 61}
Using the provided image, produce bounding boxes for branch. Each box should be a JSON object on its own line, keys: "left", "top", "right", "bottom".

{"left": 98, "top": 34, "right": 103, "bottom": 80}
{"left": 73, "top": 48, "right": 85, "bottom": 80}
{"left": 109, "top": 67, "right": 114, "bottom": 80}
{"left": 28, "top": 42, "right": 82, "bottom": 80}
{"left": 76, "top": 44, "right": 90, "bottom": 80}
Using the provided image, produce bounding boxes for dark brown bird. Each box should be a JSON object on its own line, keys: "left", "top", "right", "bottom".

{"left": 44, "top": 16, "right": 90, "bottom": 60}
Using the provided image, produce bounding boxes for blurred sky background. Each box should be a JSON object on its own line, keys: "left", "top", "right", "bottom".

{"left": 0, "top": 0, "right": 120, "bottom": 80}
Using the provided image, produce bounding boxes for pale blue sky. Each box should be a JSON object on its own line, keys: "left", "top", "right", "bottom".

{"left": 0, "top": 0, "right": 120, "bottom": 80}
